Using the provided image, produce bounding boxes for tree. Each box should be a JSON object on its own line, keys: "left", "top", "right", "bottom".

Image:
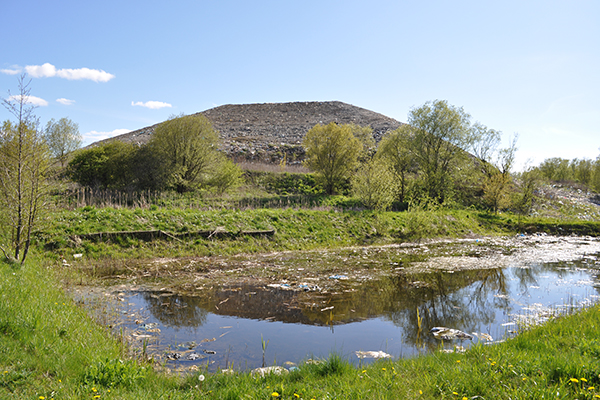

{"left": 67, "top": 141, "right": 137, "bottom": 189}
{"left": 481, "top": 134, "right": 518, "bottom": 213}
{"left": 406, "top": 100, "right": 472, "bottom": 203}
{"left": 44, "top": 117, "right": 82, "bottom": 167}
{"left": 148, "top": 114, "right": 220, "bottom": 193}
{"left": 376, "top": 125, "right": 414, "bottom": 202}
{"left": 0, "top": 75, "right": 51, "bottom": 264}
{"left": 348, "top": 123, "right": 375, "bottom": 162}
{"left": 351, "top": 158, "right": 398, "bottom": 210}
{"left": 302, "top": 122, "right": 362, "bottom": 195}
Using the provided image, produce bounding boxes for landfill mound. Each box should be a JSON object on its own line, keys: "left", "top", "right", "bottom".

{"left": 93, "top": 101, "right": 403, "bottom": 164}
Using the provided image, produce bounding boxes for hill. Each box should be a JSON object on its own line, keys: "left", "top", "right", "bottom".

{"left": 94, "top": 101, "right": 403, "bottom": 165}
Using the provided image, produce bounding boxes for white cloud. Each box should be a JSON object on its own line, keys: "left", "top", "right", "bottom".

{"left": 7, "top": 94, "right": 48, "bottom": 107}
{"left": 83, "top": 128, "right": 132, "bottom": 143}
{"left": 1, "top": 68, "right": 21, "bottom": 75}
{"left": 24, "top": 63, "right": 115, "bottom": 82}
{"left": 131, "top": 100, "right": 173, "bottom": 110}
{"left": 56, "top": 98, "right": 75, "bottom": 105}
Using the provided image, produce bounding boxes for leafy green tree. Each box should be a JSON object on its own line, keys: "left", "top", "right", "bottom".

{"left": 148, "top": 114, "right": 220, "bottom": 193}
{"left": 513, "top": 167, "right": 539, "bottom": 216}
{"left": 44, "top": 117, "right": 82, "bottom": 167}
{"left": 0, "top": 75, "right": 51, "bottom": 264}
{"left": 67, "top": 141, "right": 136, "bottom": 189}
{"left": 570, "top": 158, "right": 594, "bottom": 186}
{"left": 206, "top": 155, "right": 244, "bottom": 195}
{"left": 348, "top": 123, "right": 375, "bottom": 161}
{"left": 406, "top": 100, "right": 472, "bottom": 203}
{"left": 302, "top": 122, "right": 362, "bottom": 195}
{"left": 537, "top": 157, "right": 571, "bottom": 182}
{"left": 351, "top": 158, "right": 398, "bottom": 210}
{"left": 376, "top": 125, "right": 414, "bottom": 202}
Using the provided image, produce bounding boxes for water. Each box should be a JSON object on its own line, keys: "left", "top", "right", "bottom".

{"left": 108, "top": 253, "right": 600, "bottom": 372}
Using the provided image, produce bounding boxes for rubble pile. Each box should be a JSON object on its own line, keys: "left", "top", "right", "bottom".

{"left": 92, "top": 101, "right": 403, "bottom": 165}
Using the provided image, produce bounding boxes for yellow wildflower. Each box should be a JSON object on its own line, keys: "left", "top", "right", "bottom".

{"left": 581, "top": 378, "right": 588, "bottom": 382}
{"left": 570, "top": 378, "right": 579, "bottom": 383}
{"left": 272, "top": 392, "right": 280, "bottom": 397}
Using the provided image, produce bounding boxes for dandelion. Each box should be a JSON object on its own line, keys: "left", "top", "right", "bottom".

{"left": 94, "top": 396, "right": 101, "bottom": 399}
{"left": 463, "top": 398, "right": 468, "bottom": 400}
{"left": 294, "top": 394, "right": 300, "bottom": 398}
{"left": 198, "top": 374, "right": 205, "bottom": 382}
{"left": 522, "top": 377, "right": 527, "bottom": 381}
{"left": 419, "top": 390, "right": 423, "bottom": 395}
{"left": 39, "top": 397, "right": 45, "bottom": 400}
{"left": 382, "top": 367, "right": 386, "bottom": 371}
{"left": 92, "top": 387, "right": 97, "bottom": 392}
{"left": 570, "top": 378, "right": 579, "bottom": 383}
{"left": 272, "top": 392, "right": 280, "bottom": 397}
{"left": 453, "top": 392, "right": 459, "bottom": 395}
{"left": 456, "top": 360, "right": 461, "bottom": 363}
{"left": 588, "top": 386, "right": 595, "bottom": 391}
{"left": 361, "top": 370, "right": 367, "bottom": 373}
{"left": 582, "top": 378, "right": 588, "bottom": 382}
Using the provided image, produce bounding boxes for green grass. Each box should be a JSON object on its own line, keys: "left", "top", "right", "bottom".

{"left": 3, "top": 254, "right": 600, "bottom": 399}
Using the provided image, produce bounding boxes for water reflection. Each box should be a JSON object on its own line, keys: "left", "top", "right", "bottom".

{"left": 117, "top": 254, "right": 600, "bottom": 370}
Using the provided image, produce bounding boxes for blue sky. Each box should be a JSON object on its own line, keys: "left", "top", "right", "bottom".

{"left": 1, "top": 0, "right": 598, "bottom": 170}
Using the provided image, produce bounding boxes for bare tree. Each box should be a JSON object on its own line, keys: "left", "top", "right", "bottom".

{"left": 0, "top": 74, "right": 51, "bottom": 264}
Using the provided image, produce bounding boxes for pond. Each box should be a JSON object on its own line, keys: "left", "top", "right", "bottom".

{"left": 76, "top": 235, "right": 600, "bottom": 373}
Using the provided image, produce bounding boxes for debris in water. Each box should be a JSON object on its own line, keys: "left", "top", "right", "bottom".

{"left": 355, "top": 350, "right": 392, "bottom": 359}
{"left": 430, "top": 327, "right": 473, "bottom": 340}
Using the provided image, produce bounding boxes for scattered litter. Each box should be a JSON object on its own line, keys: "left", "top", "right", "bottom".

{"left": 439, "top": 346, "right": 466, "bottom": 354}
{"left": 200, "top": 338, "right": 216, "bottom": 343}
{"left": 321, "top": 306, "right": 334, "bottom": 312}
{"left": 329, "top": 275, "right": 348, "bottom": 280}
{"left": 471, "top": 333, "right": 493, "bottom": 342}
{"left": 73, "top": 253, "right": 83, "bottom": 258}
{"left": 251, "top": 366, "right": 288, "bottom": 377}
{"left": 166, "top": 352, "right": 181, "bottom": 360}
{"left": 203, "top": 349, "right": 216, "bottom": 355}
{"left": 186, "top": 352, "right": 205, "bottom": 361}
{"left": 355, "top": 350, "right": 392, "bottom": 359}
{"left": 430, "top": 327, "right": 473, "bottom": 340}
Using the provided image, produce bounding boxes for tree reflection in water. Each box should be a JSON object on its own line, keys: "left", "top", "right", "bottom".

{"left": 137, "top": 257, "right": 596, "bottom": 342}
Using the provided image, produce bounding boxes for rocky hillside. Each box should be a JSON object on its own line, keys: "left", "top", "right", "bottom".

{"left": 95, "top": 101, "right": 403, "bottom": 165}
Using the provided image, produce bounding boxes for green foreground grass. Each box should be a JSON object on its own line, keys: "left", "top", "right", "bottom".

{"left": 2, "top": 205, "right": 600, "bottom": 399}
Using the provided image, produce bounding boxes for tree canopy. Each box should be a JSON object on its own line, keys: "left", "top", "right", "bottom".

{"left": 302, "top": 122, "right": 362, "bottom": 195}
{"left": 148, "top": 114, "right": 220, "bottom": 193}
{"left": 44, "top": 117, "right": 81, "bottom": 167}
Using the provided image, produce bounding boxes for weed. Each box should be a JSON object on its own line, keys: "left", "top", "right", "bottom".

{"left": 82, "top": 358, "right": 147, "bottom": 388}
